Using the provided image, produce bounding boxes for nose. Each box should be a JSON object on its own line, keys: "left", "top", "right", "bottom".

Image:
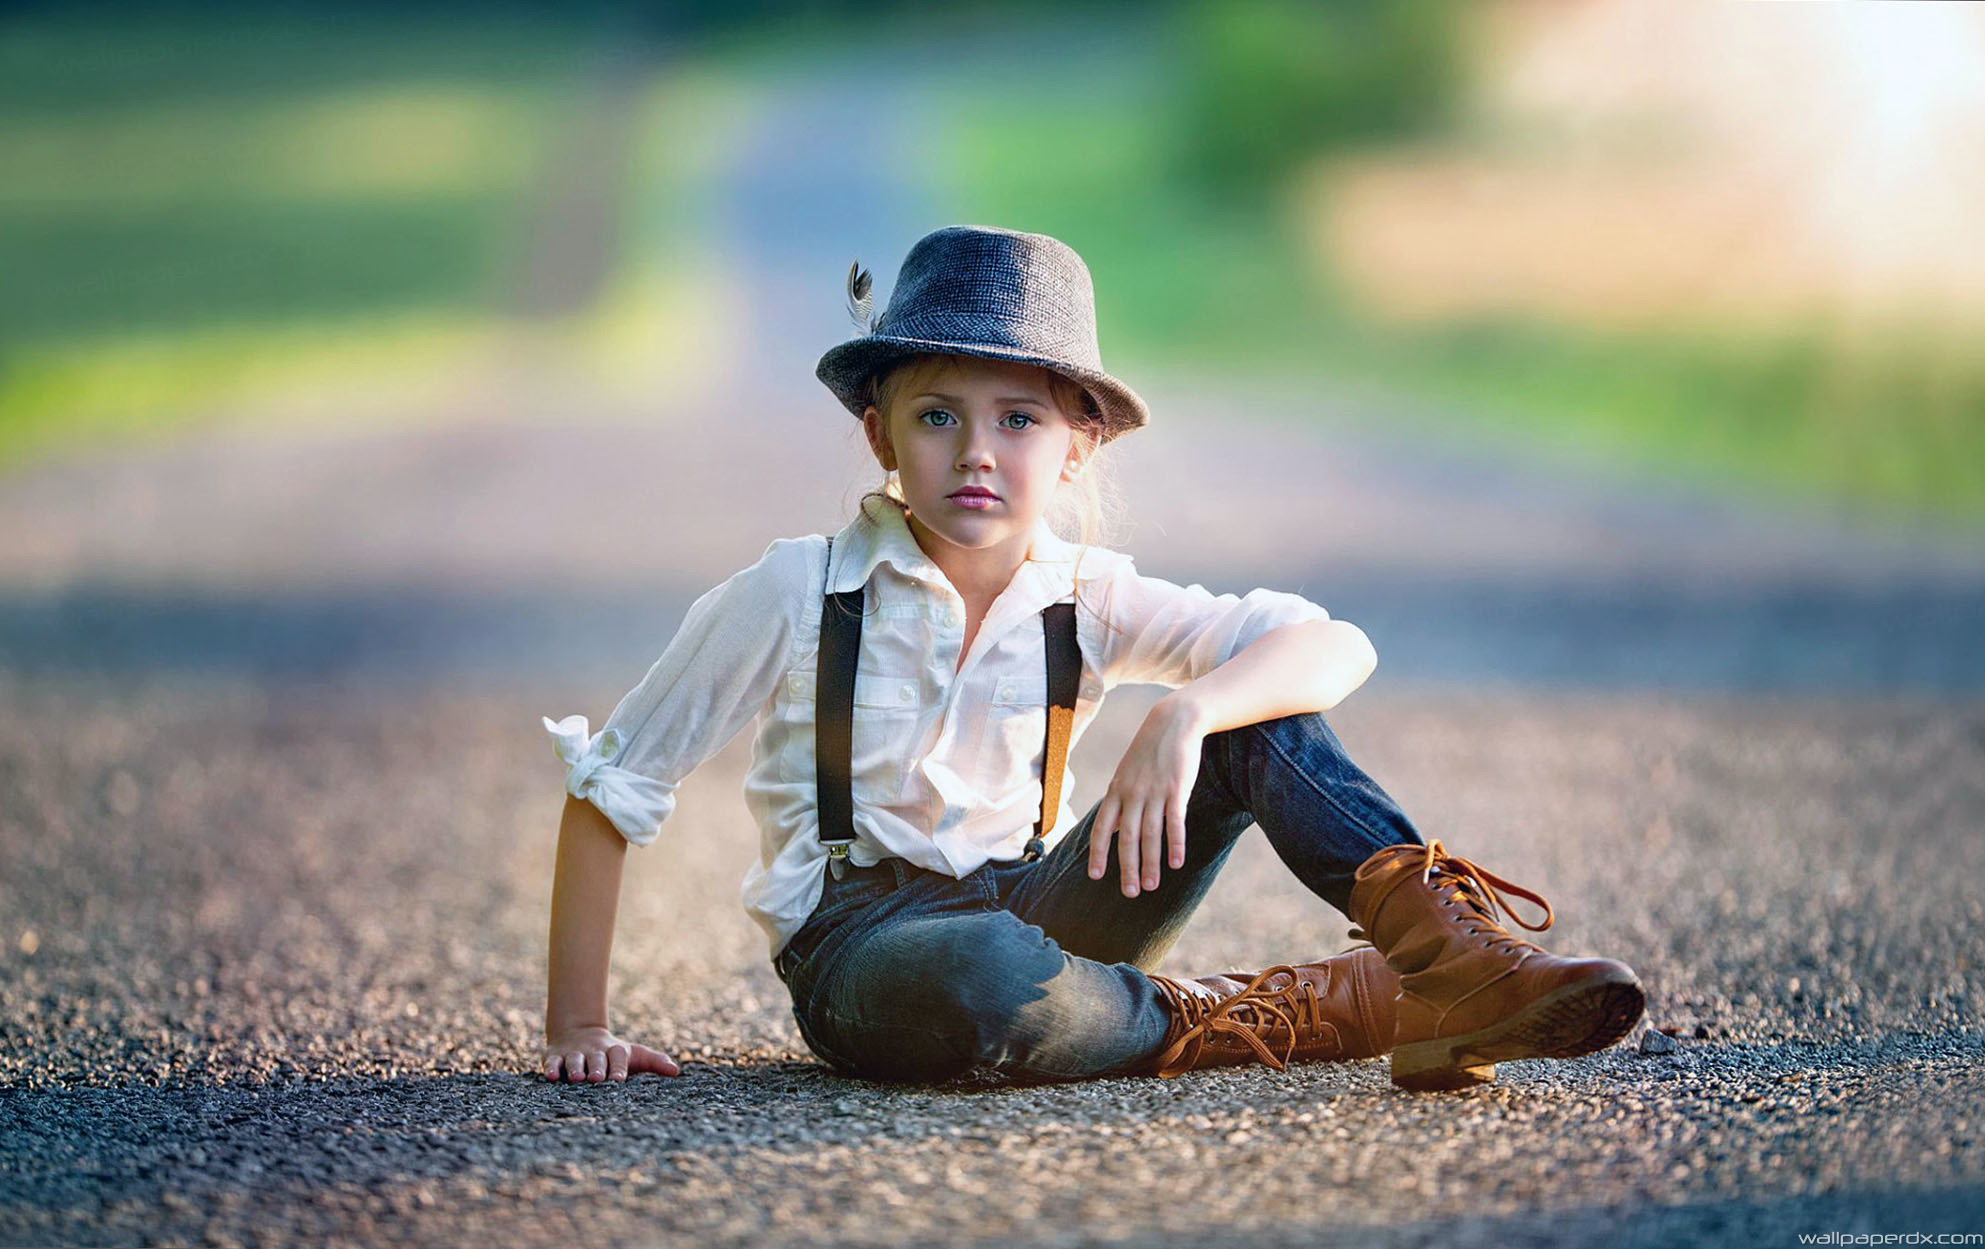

{"left": 955, "top": 423, "right": 995, "bottom": 472}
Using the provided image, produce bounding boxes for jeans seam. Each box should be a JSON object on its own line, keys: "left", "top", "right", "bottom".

{"left": 1257, "top": 716, "right": 1394, "bottom": 851}
{"left": 793, "top": 1002, "right": 860, "bottom": 1073}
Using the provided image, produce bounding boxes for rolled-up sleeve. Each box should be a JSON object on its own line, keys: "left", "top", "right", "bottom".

{"left": 1094, "top": 562, "right": 1331, "bottom": 690}
{"left": 541, "top": 536, "right": 815, "bottom": 845}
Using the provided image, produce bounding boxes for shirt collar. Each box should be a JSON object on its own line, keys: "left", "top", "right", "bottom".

{"left": 826, "top": 500, "right": 1099, "bottom": 599}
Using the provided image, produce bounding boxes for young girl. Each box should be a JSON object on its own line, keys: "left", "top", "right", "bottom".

{"left": 538, "top": 224, "right": 1646, "bottom": 1091}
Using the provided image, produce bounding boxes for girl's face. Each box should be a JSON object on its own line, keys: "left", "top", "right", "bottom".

{"left": 863, "top": 356, "right": 1085, "bottom": 570}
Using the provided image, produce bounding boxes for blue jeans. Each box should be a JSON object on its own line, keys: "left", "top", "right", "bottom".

{"left": 771, "top": 709, "right": 1425, "bottom": 1084}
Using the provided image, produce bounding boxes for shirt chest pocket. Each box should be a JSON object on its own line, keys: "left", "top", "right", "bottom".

{"left": 782, "top": 669, "right": 923, "bottom": 707}
{"left": 980, "top": 675, "right": 1053, "bottom": 777}
{"left": 989, "top": 675, "right": 1051, "bottom": 710}
{"left": 778, "top": 667, "right": 925, "bottom": 784}
{"left": 978, "top": 672, "right": 1105, "bottom": 782}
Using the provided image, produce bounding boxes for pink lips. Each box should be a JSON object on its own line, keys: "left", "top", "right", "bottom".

{"left": 949, "top": 487, "right": 999, "bottom": 509}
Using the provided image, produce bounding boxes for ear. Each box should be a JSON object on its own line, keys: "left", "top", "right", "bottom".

{"left": 1059, "top": 432, "right": 1091, "bottom": 483}
{"left": 862, "top": 406, "right": 897, "bottom": 473}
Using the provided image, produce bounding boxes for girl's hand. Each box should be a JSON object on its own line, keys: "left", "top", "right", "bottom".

{"left": 1087, "top": 695, "right": 1207, "bottom": 898}
{"left": 542, "top": 1025, "right": 682, "bottom": 1083}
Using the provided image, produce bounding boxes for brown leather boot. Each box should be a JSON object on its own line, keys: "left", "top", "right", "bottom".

{"left": 1142, "top": 945, "right": 1397, "bottom": 1079}
{"left": 1348, "top": 840, "right": 1646, "bottom": 1092}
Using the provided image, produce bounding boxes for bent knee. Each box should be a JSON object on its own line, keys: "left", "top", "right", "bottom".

{"left": 820, "top": 914, "right": 1065, "bottom": 1080}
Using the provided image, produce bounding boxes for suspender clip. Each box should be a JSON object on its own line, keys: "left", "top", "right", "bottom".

{"left": 826, "top": 842, "right": 853, "bottom": 881}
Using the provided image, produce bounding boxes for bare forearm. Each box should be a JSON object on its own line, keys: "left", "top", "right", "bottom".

{"left": 546, "top": 794, "right": 629, "bottom": 1035}
{"left": 1165, "top": 619, "right": 1377, "bottom": 735}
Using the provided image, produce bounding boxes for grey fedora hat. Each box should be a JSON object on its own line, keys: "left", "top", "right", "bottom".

{"left": 815, "top": 224, "right": 1150, "bottom": 443}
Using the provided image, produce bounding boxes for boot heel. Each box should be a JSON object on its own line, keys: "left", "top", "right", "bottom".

{"left": 1349, "top": 842, "right": 1649, "bottom": 1094}
{"left": 1389, "top": 1040, "right": 1496, "bottom": 1092}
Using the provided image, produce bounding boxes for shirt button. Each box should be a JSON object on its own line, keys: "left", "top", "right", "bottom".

{"left": 997, "top": 683, "right": 1015, "bottom": 700}
{"left": 598, "top": 729, "right": 621, "bottom": 760}
{"left": 898, "top": 684, "right": 915, "bottom": 702}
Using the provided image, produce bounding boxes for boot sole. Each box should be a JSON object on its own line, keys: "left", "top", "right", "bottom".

{"left": 1389, "top": 969, "right": 1647, "bottom": 1092}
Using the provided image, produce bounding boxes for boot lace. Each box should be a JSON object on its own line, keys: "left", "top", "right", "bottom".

{"left": 1350, "top": 840, "right": 1556, "bottom": 957}
{"left": 1152, "top": 965, "right": 1325, "bottom": 1076}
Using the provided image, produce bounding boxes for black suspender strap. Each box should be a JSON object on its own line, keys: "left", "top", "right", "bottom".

{"left": 814, "top": 534, "right": 1082, "bottom": 880}
{"left": 815, "top": 536, "right": 862, "bottom": 879}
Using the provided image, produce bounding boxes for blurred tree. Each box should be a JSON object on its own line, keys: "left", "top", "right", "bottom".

{"left": 1168, "top": 0, "right": 1466, "bottom": 199}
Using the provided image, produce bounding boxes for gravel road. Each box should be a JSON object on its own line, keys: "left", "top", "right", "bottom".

{"left": 3, "top": 674, "right": 1982, "bottom": 1247}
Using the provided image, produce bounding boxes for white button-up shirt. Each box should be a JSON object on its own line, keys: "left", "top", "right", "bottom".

{"left": 543, "top": 499, "right": 1331, "bottom": 960}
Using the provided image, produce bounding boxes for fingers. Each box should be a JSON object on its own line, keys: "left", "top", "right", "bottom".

{"left": 1091, "top": 796, "right": 1168, "bottom": 898}
{"left": 628, "top": 1043, "right": 682, "bottom": 1077}
{"left": 1087, "top": 796, "right": 1121, "bottom": 881}
{"left": 1093, "top": 792, "right": 1191, "bottom": 897}
{"left": 1138, "top": 803, "right": 1165, "bottom": 892}
{"left": 544, "top": 1042, "right": 683, "bottom": 1083}
{"left": 1116, "top": 795, "right": 1188, "bottom": 896}
{"left": 1116, "top": 799, "right": 1145, "bottom": 897}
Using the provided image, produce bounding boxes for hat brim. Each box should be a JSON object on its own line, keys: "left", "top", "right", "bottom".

{"left": 816, "top": 334, "right": 1149, "bottom": 443}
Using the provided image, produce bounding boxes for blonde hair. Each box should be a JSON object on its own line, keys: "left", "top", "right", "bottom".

{"left": 852, "top": 351, "right": 1131, "bottom": 638}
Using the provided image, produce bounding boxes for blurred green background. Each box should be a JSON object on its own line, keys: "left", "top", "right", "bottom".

{"left": 4, "top": 0, "right": 1981, "bottom": 524}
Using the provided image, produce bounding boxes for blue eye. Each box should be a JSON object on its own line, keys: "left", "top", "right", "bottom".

{"left": 916, "top": 409, "right": 1038, "bottom": 428}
